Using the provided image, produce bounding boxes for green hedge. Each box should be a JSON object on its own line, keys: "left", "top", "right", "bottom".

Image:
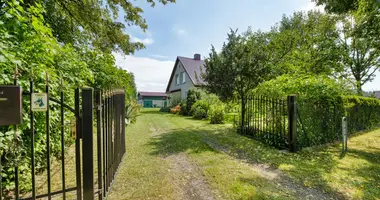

{"left": 343, "top": 95, "right": 380, "bottom": 134}
{"left": 297, "top": 95, "right": 380, "bottom": 148}
{"left": 254, "top": 74, "right": 380, "bottom": 148}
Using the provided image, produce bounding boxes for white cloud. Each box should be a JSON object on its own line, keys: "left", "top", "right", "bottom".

{"left": 113, "top": 52, "right": 174, "bottom": 92}
{"left": 172, "top": 27, "right": 188, "bottom": 36}
{"left": 151, "top": 54, "right": 169, "bottom": 59}
{"left": 131, "top": 36, "right": 154, "bottom": 45}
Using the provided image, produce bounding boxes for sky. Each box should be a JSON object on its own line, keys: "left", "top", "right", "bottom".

{"left": 114, "top": 0, "right": 380, "bottom": 92}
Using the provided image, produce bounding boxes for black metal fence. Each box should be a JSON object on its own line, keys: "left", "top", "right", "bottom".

{"left": 239, "top": 95, "right": 297, "bottom": 151}
{"left": 95, "top": 90, "right": 126, "bottom": 200}
{"left": 0, "top": 81, "right": 126, "bottom": 200}
{"left": 240, "top": 94, "right": 380, "bottom": 151}
{"left": 297, "top": 96, "right": 380, "bottom": 148}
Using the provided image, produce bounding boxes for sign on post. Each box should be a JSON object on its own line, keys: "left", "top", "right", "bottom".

{"left": 31, "top": 93, "right": 48, "bottom": 112}
{"left": 342, "top": 117, "right": 348, "bottom": 154}
{"left": 0, "top": 85, "right": 22, "bottom": 125}
{"left": 71, "top": 118, "right": 76, "bottom": 139}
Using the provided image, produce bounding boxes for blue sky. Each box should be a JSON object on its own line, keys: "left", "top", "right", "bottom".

{"left": 114, "top": 0, "right": 380, "bottom": 92}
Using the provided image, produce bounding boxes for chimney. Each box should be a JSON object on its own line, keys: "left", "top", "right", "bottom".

{"left": 194, "top": 53, "right": 201, "bottom": 60}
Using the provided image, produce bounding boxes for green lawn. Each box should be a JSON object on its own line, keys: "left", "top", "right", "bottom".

{"left": 107, "top": 108, "right": 379, "bottom": 200}
{"left": 25, "top": 108, "right": 380, "bottom": 199}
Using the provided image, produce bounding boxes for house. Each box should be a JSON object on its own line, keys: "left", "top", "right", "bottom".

{"left": 372, "top": 91, "right": 380, "bottom": 99}
{"left": 138, "top": 92, "right": 168, "bottom": 108}
{"left": 165, "top": 54, "right": 205, "bottom": 103}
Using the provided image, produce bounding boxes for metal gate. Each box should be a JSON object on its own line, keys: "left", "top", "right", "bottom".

{"left": 0, "top": 81, "right": 126, "bottom": 200}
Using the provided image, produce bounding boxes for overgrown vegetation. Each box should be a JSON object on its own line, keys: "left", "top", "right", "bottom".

{"left": 165, "top": 88, "right": 227, "bottom": 124}
{"left": 0, "top": 0, "right": 173, "bottom": 195}
{"left": 202, "top": 0, "right": 380, "bottom": 149}
{"left": 253, "top": 74, "right": 380, "bottom": 148}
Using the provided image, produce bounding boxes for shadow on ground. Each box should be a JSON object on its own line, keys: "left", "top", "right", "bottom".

{"left": 148, "top": 128, "right": 219, "bottom": 157}
{"left": 146, "top": 111, "right": 380, "bottom": 199}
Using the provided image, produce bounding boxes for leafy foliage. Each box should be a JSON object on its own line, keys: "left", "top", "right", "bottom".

{"left": 126, "top": 102, "right": 141, "bottom": 125}
{"left": 21, "top": 0, "right": 175, "bottom": 54}
{"left": 253, "top": 74, "right": 352, "bottom": 101}
{"left": 209, "top": 104, "right": 225, "bottom": 124}
{"left": 159, "top": 107, "right": 171, "bottom": 112}
{"left": 185, "top": 88, "right": 203, "bottom": 116}
{"left": 191, "top": 100, "right": 209, "bottom": 119}
{"left": 268, "top": 10, "right": 344, "bottom": 75}
{"left": 343, "top": 95, "right": 380, "bottom": 133}
{"left": 204, "top": 29, "right": 272, "bottom": 126}
{"left": 0, "top": 0, "right": 140, "bottom": 195}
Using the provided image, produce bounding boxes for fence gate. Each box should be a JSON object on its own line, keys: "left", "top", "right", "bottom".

{"left": 0, "top": 82, "right": 126, "bottom": 200}
{"left": 240, "top": 95, "right": 297, "bottom": 151}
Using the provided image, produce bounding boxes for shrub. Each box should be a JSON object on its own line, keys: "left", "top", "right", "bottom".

{"left": 179, "top": 101, "right": 189, "bottom": 115}
{"left": 191, "top": 100, "right": 209, "bottom": 119}
{"left": 252, "top": 74, "right": 356, "bottom": 148}
{"left": 209, "top": 104, "right": 225, "bottom": 124}
{"left": 186, "top": 89, "right": 203, "bottom": 115}
{"left": 126, "top": 102, "right": 141, "bottom": 125}
{"left": 159, "top": 107, "right": 171, "bottom": 112}
{"left": 254, "top": 74, "right": 352, "bottom": 101}
{"left": 170, "top": 105, "right": 181, "bottom": 114}
{"left": 342, "top": 95, "right": 380, "bottom": 133}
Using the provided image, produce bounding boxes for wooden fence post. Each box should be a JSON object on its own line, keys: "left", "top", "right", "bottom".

{"left": 287, "top": 95, "right": 297, "bottom": 152}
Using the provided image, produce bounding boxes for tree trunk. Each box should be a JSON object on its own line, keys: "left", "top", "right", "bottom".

{"left": 356, "top": 81, "right": 363, "bottom": 95}
{"left": 241, "top": 96, "right": 246, "bottom": 128}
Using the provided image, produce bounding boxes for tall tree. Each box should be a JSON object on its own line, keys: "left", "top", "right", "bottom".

{"left": 338, "top": 15, "right": 380, "bottom": 93}
{"left": 22, "top": 0, "right": 175, "bottom": 54}
{"left": 313, "top": 0, "right": 380, "bottom": 93}
{"left": 268, "top": 11, "right": 343, "bottom": 76}
{"left": 203, "top": 29, "right": 271, "bottom": 125}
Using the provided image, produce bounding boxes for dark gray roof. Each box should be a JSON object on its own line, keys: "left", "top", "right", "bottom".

{"left": 138, "top": 92, "right": 167, "bottom": 97}
{"left": 177, "top": 56, "right": 206, "bottom": 85}
{"left": 165, "top": 56, "right": 206, "bottom": 93}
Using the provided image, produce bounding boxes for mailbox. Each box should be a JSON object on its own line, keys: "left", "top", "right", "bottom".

{"left": 0, "top": 85, "right": 22, "bottom": 125}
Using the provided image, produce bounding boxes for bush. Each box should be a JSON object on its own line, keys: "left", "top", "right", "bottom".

{"left": 126, "top": 102, "right": 141, "bottom": 125}
{"left": 179, "top": 102, "right": 189, "bottom": 115}
{"left": 254, "top": 74, "right": 352, "bottom": 101}
{"left": 209, "top": 104, "right": 225, "bottom": 124}
{"left": 191, "top": 100, "right": 209, "bottom": 119}
{"left": 159, "top": 107, "right": 171, "bottom": 112}
{"left": 186, "top": 89, "right": 203, "bottom": 115}
{"left": 170, "top": 105, "right": 181, "bottom": 114}
{"left": 342, "top": 95, "right": 380, "bottom": 133}
{"left": 253, "top": 74, "right": 357, "bottom": 148}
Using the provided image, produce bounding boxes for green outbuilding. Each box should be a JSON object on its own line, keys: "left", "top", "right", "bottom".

{"left": 138, "top": 92, "right": 168, "bottom": 108}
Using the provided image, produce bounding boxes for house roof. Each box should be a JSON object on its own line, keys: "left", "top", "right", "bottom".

{"left": 372, "top": 91, "right": 380, "bottom": 98}
{"left": 165, "top": 56, "right": 206, "bottom": 93}
{"left": 178, "top": 56, "right": 206, "bottom": 85}
{"left": 138, "top": 92, "right": 167, "bottom": 97}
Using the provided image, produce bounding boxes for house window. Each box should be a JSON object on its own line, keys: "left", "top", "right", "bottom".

{"left": 182, "top": 72, "right": 186, "bottom": 83}
{"left": 175, "top": 74, "right": 180, "bottom": 85}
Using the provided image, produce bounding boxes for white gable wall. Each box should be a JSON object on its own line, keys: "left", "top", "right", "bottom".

{"left": 167, "top": 61, "right": 195, "bottom": 100}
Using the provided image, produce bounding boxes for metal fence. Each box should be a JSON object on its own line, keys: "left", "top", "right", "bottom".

{"left": 0, "top": 80, "right": 126, "bottom": 200}
{"left": 239, "top": 94, "right": 380, "bottom": 151}
{"left": 239, "top": 95, "right": 296, "bottom": 151}
{"left": 297, "top": 97, "right": 380, "bottom": 148}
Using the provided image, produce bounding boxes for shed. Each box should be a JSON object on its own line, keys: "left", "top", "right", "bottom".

{"left": 138, "top": 92, "right": 168, "bottom": 108}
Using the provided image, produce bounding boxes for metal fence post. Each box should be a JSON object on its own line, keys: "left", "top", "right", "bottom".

{"left": 287, "top": 95, "right": 297, "bottom": 152}
{"left": 75, "top": 88, "right": 82, "bottom": 200}
{"left": 95, "top": 90, "right": 103, "bottom": 200}
{"left": 82, "top": 88, "right": 94, "bottom": 200}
